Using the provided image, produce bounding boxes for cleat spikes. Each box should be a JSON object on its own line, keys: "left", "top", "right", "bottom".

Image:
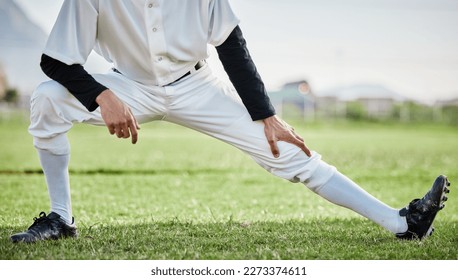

{"left": 443, "top": 196, "right": 448, "bottom": 202}
{"left": 439, "top": 204, "right": 445, "bottom": 210}
{"left": 444, "top": 187, "right": 450, "bottom": 194}
{"left": 446, "top": 181, "right": 450, "bottom": 187}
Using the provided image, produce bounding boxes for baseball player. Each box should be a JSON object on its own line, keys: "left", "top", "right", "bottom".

{"left": 11, "top": 0, "right": 450, "bottom": 243}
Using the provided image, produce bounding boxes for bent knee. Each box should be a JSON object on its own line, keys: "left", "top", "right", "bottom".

{"left": 30, "top": 81, "right": 71, "bottom": 111}
{"left": 29, "top": 81, "right": 75, "bottom": 139}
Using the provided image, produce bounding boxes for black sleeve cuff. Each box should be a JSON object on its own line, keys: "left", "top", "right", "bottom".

{"left": 216, "top": 26, "right": 276, "bottom": 121}
{"left": 40, "top": 54, "right": 108, "bottom": 112}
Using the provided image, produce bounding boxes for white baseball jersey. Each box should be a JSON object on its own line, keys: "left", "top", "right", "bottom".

{"left": 44, "top": 0, "right": 240, "bottom": 86}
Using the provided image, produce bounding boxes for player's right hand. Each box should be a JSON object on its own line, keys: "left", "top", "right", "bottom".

{"left": 96, "top": 89, "right": 140, "bottom": 144}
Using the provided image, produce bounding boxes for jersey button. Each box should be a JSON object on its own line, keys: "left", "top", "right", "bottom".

{"left": 152, "top": 27, "right": 158, "bottom": 32}
{"left": 148, "top": 4, "right": 153, "bottom": 8}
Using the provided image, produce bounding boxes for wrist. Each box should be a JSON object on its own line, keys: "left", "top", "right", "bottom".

{"left": 95, "top": 89, "right": 112, "bottom": 106}
{"left": 262, "top": 115, "right": 278, "bottom": 124}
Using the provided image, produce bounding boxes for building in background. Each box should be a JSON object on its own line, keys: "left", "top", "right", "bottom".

{"left": 435, "top": 97, "right": 458, "bottom": 107}
{"left": 268, "top": 80, "right": 316, "bottom": 120}
{"left": 318, "top": 84, "right": 407, "bottom": 119}
{"left": 268, "top": 81, "right": 407, "bottom": 120}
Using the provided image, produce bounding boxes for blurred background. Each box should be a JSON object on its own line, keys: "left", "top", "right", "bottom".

{"left": 1, "top": 0, "right": 457, "bottom": 124}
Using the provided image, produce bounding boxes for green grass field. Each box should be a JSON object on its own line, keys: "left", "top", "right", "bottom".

{"left": 0, "top": 116, "right": 457, "bottom": 260}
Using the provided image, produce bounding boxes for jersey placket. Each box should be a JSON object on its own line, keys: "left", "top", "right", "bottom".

{"left": 145, "top": 0, "right": 170, "bottom": 86}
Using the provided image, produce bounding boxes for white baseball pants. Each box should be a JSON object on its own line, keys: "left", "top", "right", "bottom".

{"left": 29, "top": 64, "right": 335, "bottom": 188}
{"left": 28, "top": 64, "right": 407, "bottom": 234}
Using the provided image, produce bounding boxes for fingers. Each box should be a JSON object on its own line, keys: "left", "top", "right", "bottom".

{"left": 111, "top": 121, "right": 137, "bottom": 143}
{"left": 117, "top": 116, "right": 139, "bottom": 144}
{"left": 302, "top": 144, "right": 312, "bottom": 157}
{"left": 281, "top": 130, "right": 311, "bottom": 157}
{"left": 113, "top": 121, "right": 130, "bottom": 139}
{"left": 99, "top": 91, "right": 140, "bottom": 144}
{"left": 291, "top": 129, "right": 304, "bottom": 142}
{"left": 134, "top": 113, "right": 141, "bottom": 130}
{"left": 264, "top": 121, "right": 311, "bottom": 158}
{"left": 129, "top": 120, "right": 139, "bottom": 144}
{"left": 268, "top": 136, "right": 280, "bottom": 158}
{"left": 291, "top": 130, "right": 311, "bottom": 156}
{"left": 270, "top": 132, "right": 311, "bottom": 158}
{"left": 103, "top": 109, "right": 140, "bottom": 144}
{"left": 292, "top": 136, "right": 312, "bottom": 157}
{"left": 129, "top": 108, "right": 140, "bottom": 144}
{"left": 264, "top": 124, "right": 280, "bottom": 158}
{"left": 107, "top": 125, "right": 116, "bottom": 135}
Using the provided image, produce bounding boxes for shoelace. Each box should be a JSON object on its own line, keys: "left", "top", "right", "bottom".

{"left": 28, "top": 212, "right": 50, "bottom": 230}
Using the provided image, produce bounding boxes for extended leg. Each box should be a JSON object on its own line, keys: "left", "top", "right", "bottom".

{"left": 309, "top": 171, "right": 407, "bottom": 234}
{"left": 165, "top": 66, "right": 448, "bottom": 238}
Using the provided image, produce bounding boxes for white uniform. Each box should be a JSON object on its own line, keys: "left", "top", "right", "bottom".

{"left": 30, "top": 0, "right": 335, "bottom": 189}
{"left": 26, "top": 0, "right": 410, "bottom": 238}
{"left": 44, "top": 0, "right": 239, "bottom": 86}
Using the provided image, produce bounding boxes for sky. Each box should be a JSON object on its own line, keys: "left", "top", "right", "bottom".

{"left": 15, "top": 0, "right": 458, "bottom": 103}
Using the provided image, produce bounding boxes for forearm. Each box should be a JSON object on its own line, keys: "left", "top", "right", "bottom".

{"left": 40, "top": 54, "right": 107, "bottom": 111}
{"left": 216, "top": 26, "right": 275, "bottom": 121}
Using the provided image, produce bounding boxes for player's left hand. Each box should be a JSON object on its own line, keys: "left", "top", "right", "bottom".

{"left": 262, "top": 115, "right": 311, "bottom": 158}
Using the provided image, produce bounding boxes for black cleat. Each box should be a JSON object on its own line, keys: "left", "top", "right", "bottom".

{"left": 10, "top": 212, "right": 77, "bottom": 243}
{"left": 396, "top": 175, "right": 450, "bottom": 240}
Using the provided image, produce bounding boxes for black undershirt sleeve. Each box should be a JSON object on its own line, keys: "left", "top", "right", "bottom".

{"left": 216, "top": 25, "right": 276, "bottom": 121}
{"left": 40, "top": 54, "right": 108, "bottom": 112}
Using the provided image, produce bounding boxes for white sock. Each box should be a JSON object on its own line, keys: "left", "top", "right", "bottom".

{"left": 308, "top": 169, "right": 408, "bottom": 234}
{"left": 37, "top": 148, "right": 73, "bottom": 225}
